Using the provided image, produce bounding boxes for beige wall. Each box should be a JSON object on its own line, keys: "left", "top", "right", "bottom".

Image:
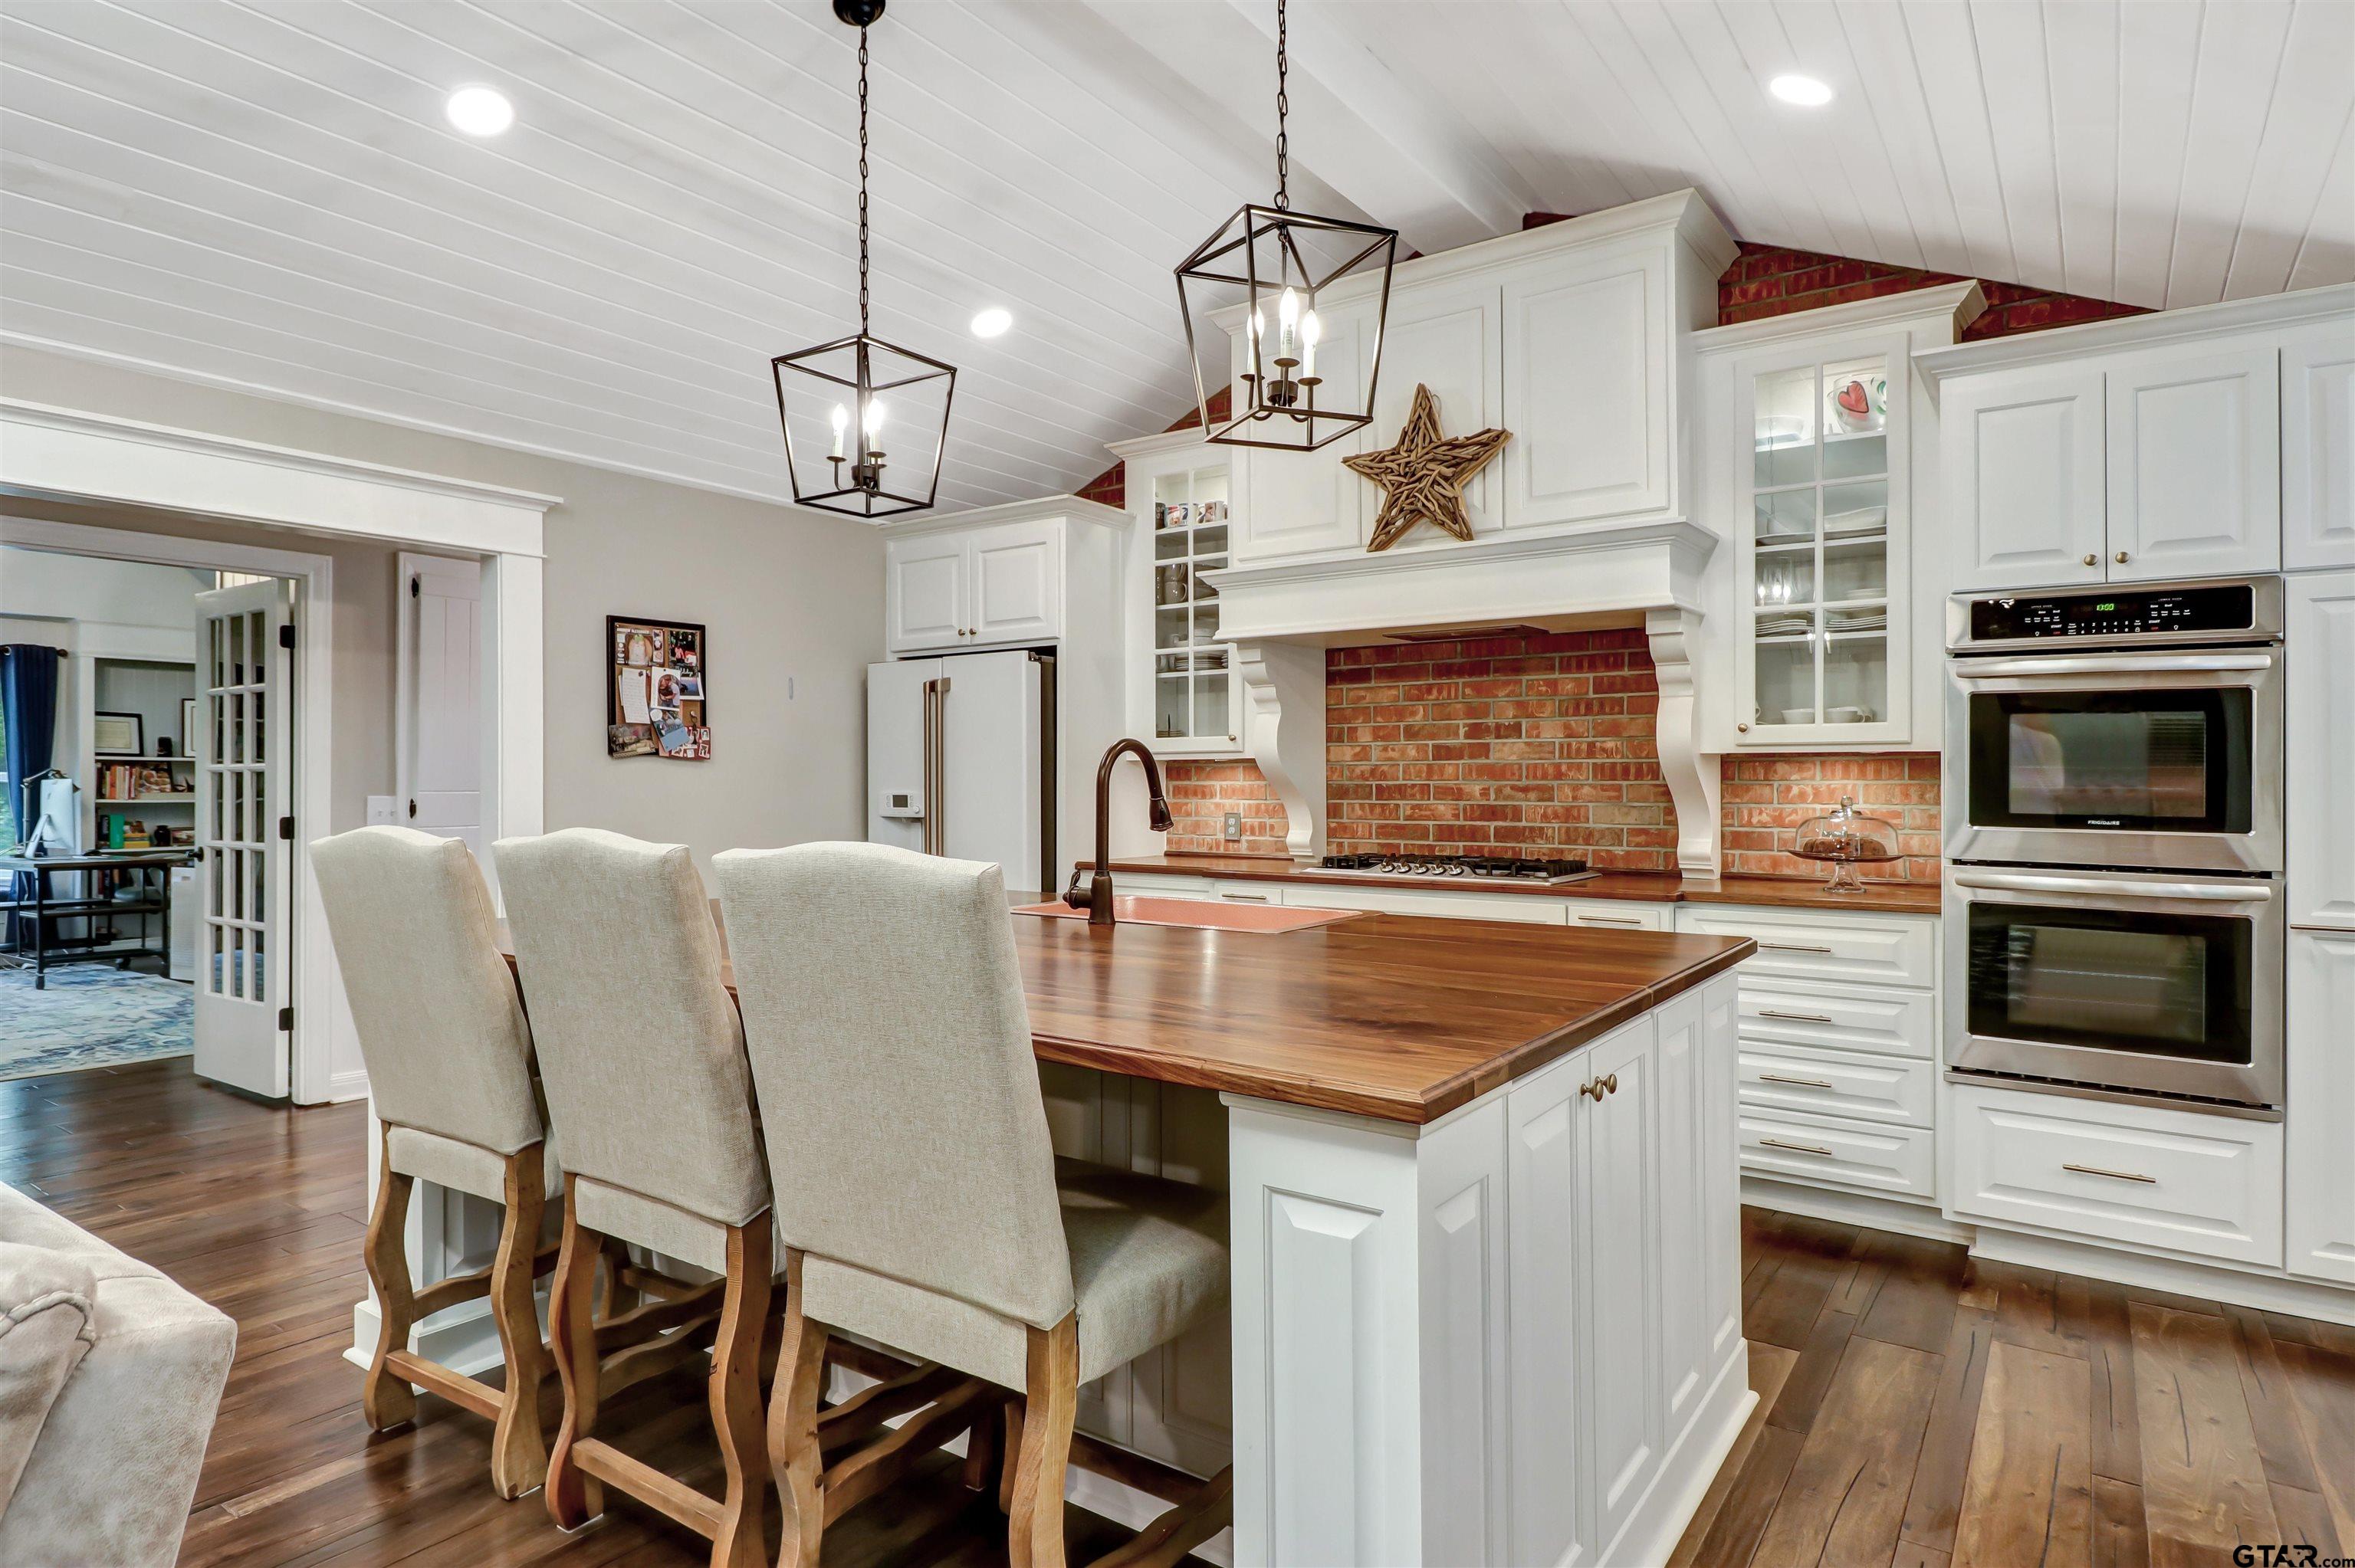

{"left": 2, "top": 344, "right": 885, "bottom": 868}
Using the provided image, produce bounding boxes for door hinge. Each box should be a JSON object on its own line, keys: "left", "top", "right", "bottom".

{"left": 279, "top": 623, "right": 296, "bottom": 649}
{"left": 278, "top": 815, "right": 294, "bottom": 841}
{"left": 278, "top": 1005, "right": 293, "bottom": 1033}
{"left": 407, "top": 799, "right": 417, "bottom": 819}
{"left": 410, "top": 574, "right": 420, "bottom": 599}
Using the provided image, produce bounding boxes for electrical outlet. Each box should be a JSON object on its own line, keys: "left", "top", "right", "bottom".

{"left": 1223, "top": 812, "right": 1243, "bottom": 842}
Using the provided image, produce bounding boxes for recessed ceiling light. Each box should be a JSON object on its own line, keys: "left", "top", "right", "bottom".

{"left": 445, "top": 85, "right": 514, "bottom": 137}
{"left": 1769, "top": 74, "right": 1834, "bottom": 107}
{"left": 970, "top": 307, "right": 1013, "bottom": 339}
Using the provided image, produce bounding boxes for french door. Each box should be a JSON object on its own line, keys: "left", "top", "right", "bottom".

{"left": 193, "top": 579, "right": 292, "bottom": 1098}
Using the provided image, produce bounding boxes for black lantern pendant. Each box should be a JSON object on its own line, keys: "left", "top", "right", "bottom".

{"left": 1175, "top": 0, "right": 1398, "bottom": 452}
{"left": 771, "top": 0, "right": 955, "bottom": 518}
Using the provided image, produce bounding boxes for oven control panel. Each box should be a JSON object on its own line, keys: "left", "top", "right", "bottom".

{"left": 1964, "top": 582, "right": 2258, "bottom": 643}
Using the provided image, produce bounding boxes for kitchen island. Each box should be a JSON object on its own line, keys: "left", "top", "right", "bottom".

{"left": 375, "top": 908, "right": 1754, "bottom": 1566}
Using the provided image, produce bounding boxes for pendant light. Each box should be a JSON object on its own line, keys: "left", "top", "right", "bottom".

{"left": 770, "top": 0, "right": 955, "bottom": 518}
{"left": 1174, "top": 0, "right": 1398, "bottom": 452}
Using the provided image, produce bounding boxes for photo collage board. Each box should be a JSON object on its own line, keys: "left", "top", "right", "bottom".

{"left": 606, "top": 615, "right": 709, "bottom": 759}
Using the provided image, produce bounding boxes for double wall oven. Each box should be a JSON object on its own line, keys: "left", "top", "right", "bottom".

{"left": 1944, "top": 578, "right": 2284, "bottom": 1111}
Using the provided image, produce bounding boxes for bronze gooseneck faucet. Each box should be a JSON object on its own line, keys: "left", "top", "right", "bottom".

{"left": 1064, "top": 739, "right": 1173, "bottom": 927}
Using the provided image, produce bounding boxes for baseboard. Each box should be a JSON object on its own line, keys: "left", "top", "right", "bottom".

{"left": 1966, "top": 1227, "right": 2355, "bottom": 1328}
{"left": 323, "top": 1067, "right": 371, "bottom": 1104}
{"left": 1740, "top": 1176, "right": 1974, "bottom": 1244}
{"left": 346, "top": 1296, "right": 508, "bottom": 1378}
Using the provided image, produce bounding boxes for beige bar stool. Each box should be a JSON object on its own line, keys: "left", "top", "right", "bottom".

{"left": 497, "top": 828, "right": 777, "bottom": 1568}
{"left": 310, "top": 825, "right": 560, "bottom": 1500}
{"left": 714, "top": 841, "right": 1233, "bottom": 1568}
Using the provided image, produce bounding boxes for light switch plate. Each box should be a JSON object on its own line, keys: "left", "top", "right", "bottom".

{"left": 366, "top": 795, "right": 399, "bottom": 826}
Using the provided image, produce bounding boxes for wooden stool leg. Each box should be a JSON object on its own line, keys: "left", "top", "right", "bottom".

{"left": 1009, "top": 1314, "right": 1079, "bottom": 1568}
{"left": 544, "top": 1179, "right": 604, "bottom": 1530}
{"left": 487, "top": 1144, "right": 550, "bottom": 1500}
{"left": 596, "top": 1234, "right": 637, "bottom": 1319}
{"left": 961, "top": 1393, "right": 1004, "bottom": 1494}
{"left": 708, "top": 1219, "right": 773, "bottom": 1568}
{"left": 770, "top": 1249, "right": 831, "bottom": 1568}
{"left": 361, "top": 1130, "right": 417, "bottom": 1431}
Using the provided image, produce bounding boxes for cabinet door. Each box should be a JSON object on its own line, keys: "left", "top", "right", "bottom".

{"left": 1373, "top": 284, "right": 1505, "bottom": 538}
{"left": 2107, "top": 344, "right": 2281, "bottom": 580}
{"left": 1506, "top": 1055, "right": 1593, "bottom": 1568}
{"left": 2287, "top": 930, "right": 2355, "bottom": 1285}
{"left": 1698, "top": 977, "right": 1743, "bottom": 1365}
{"left": 2286, "top": 570, "right": 2355, "bottom": 931}
{"left": 967, "top": 520, "right": 1062, "bottom": 645}
{"left": 885, "top": 533, "right": 967, "bottom": 652}
{"left": 1651, "top": 989, "right": 1712, "bottom": 1432}
{"left": 1503, "top": 249, "right": 1669, "bottom": 528}
{"left": 1944, "top": 366, "right": 2107, "bottom": 591}
{"left": 2283, "top": 331, "right": 2355, "bottom": 570}
{"left": 1579, "top": 1018, "right": 1660, "bottom": 1551}
{"left": 1235, "top": 309, "right": 1368, "bottom": 561}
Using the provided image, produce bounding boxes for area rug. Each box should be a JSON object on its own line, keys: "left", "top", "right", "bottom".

{"left": 0, "top": 962, "right": 193, "bottom": 1081}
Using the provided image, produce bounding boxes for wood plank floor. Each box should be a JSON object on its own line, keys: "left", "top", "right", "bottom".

{"left": 5, "top": 1058, "right": 2351, "bottom": 1567}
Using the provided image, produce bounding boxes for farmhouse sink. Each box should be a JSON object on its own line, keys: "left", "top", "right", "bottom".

{"left": 1011, "top": 896, "right": 1362, "bottom": 933}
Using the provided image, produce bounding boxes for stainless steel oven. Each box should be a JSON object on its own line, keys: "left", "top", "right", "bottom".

{"left": 1945, "top": 578, "right": 2282, "bottom": 874}
{"left": 1943, "top": 866, "right": 2284, "bottom": 1109}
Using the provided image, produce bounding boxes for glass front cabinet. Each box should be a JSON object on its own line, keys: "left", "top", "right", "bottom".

{"left": 1121, "top": 438, "right": 1242, "bottom": 756}
{"left": 1732, "top": 333, "right": 1914, "bottom": 747}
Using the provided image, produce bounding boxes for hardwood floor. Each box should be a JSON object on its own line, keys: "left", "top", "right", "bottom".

{"left": 5, "top": 1058, "right": 2351, "bottom": 1567}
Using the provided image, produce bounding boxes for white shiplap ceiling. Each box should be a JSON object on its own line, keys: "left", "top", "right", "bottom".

{"left": 2, "top": 1, "right": 2349, "bottom": 514}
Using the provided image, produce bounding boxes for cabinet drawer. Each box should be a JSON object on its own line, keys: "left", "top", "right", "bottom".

{"left": 1274, "top": 883, "right": 1566, "bottom": 923}
{"left": 1677, "top": 906, "right": 1935, "bottom": 989}
{"left": 1738, "top": 980, "right": 1936, "bottom": 1060}
{"left": 1559, "top": 900, "right": 1672, "bottom": 932}
{"left": 1739, "top": 1108, "right": 1936, "bottom": 1200}
{"left": 1947, "top": 1084, "right": 2283, "bottom": 1267}
{"left": 1739, "top": 1042, "right": 1933, "bottom": 1127}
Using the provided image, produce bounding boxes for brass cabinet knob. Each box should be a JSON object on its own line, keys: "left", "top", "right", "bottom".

{"left": 2082, "top": 554, "right": 2097, "bottom": 566}
{"left": 1579, "top": 1080, "right": 1604, "bottom": 1101}
{"left": 1602, "top": 1073, "right": 1620, "bottom": 1096}
{"left": 2114, "top": 551, "right": 2129, "bottom": 564}
{"left": 1736, "top": 721, "right": 1749, "bottom": 733}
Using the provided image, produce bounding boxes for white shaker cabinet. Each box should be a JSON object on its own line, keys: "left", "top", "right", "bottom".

{"left": 883, "top": 514, "right": 1066, "bottom": 654}
{"left": 2285, "top": 569, "right": 2355, "bottom": 1288}
{"left": 2286, "top": 930, "right": 2355, "bottom": 1286}
{"left": 1503, "top": 248, "right": 1670, "bottom": 529}
{"left": 1941, "top": 365, "right": 2108, "bottom": 592}
{"left": 885, "top": 530, "right": 967, "bottom": 651}
{"left": 2285, "top": 569, "right": 2355, "bottom": 932}
{"left": 1233, "top": 305, "right": 1369, "bottom": 563}
{"left": 1374, "top": 282, "right": 1506, "bottom": 536}
{"left": 2283, "top": 327, "right": 2355, "bottom": 570}
{"left": 2105, "top": 343, "right": 2281, "bottom": 582}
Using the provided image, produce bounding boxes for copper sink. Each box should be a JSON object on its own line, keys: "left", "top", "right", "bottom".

{"left": 1012, "top": 896, "right": 1362, "bottom": 933}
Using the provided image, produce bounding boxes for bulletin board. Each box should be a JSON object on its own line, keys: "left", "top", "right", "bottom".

{"left": 606, "top": 615, "right": 709, "bottom": 759}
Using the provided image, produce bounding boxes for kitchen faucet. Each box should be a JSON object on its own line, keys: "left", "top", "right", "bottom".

{"left": 1064, "top": 738, "right": 1174, "bottom": 927}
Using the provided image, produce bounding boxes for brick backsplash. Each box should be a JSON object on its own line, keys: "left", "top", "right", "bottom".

{"left": 1161, "top": 632, "right": 1943, "bottom": 884}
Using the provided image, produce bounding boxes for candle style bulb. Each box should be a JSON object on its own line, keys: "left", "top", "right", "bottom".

{"left": 829, "top": 402, "right": 848, "bottom": 459}
{"left": 1301, "top": 307, "right": 1321, "bottom": 379}
{"left": 1278, "top": 287, "right": 1299, "bottom": 360}
{"left": 863, "top": 397, "right": 886, "bottom": 444}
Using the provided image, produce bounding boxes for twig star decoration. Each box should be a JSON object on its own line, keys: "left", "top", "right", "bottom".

{"left": 1345, "top": 384, "right": 1512, "bottom": 552}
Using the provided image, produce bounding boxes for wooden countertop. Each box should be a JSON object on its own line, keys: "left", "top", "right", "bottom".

{"left": 1089, "top": 853, "right": 1944, "bottom": 917}
{"left": 497, "top": 911, "right": 1752, "bottom": 1127}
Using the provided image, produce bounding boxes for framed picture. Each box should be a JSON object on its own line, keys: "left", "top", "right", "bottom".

{"left": 607, "top": 615, "right": 709, "bottom": 760}
{"left": 94, "top": 710, "right": 145, "bottom": 756}
{"left": 180, "top": 697, "right": 198, "bottom": 755}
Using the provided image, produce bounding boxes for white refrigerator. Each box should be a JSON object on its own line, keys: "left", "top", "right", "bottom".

{"left": 866, "top": 650, "right": 1055, "bottom": 897}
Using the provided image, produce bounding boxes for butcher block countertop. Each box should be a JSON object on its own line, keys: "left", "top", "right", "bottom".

{"left": 1090, "top": 852, "right": 1945, "bottom": 917}
{"left": 497, "top": 910, "right": 1752, "bottom": 1126}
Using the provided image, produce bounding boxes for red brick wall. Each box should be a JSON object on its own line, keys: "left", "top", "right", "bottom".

{"left": 1721, "top": 753, "right": 1943, "bottom": 883}
{"left": 1164, "top": 759, "right": 1289, "bottom": 856}
{"left": 1717, "top": 241, "right": 2146, "bottom": 338}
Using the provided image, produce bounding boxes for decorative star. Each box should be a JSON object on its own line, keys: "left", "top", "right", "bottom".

{"left": 1344, "top": 384, "right": 1512, "bottom": 552}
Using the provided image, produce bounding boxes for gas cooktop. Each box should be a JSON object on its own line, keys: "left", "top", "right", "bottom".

{"left": 1306, "top": 853, "right": 1598, "bottom": 886}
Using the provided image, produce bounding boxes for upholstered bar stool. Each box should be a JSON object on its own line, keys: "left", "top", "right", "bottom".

{"left": 496, "top": 828, "right": 777, "bottom": 1568}
{"left": 309, "top": 825, "right": 560, "bottom": 1500}
{"left": 713, "top": 841, "right": 1233, "bottom": 1568}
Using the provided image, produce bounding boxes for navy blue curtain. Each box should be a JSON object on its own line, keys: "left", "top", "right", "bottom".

{"left": 3, "top": 644, "right": 63, "bottom": 948}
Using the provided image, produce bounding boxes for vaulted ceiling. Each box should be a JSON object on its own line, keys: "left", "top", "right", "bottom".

{"left": 2, "top": 2, "right": 2348, "bottom": 513}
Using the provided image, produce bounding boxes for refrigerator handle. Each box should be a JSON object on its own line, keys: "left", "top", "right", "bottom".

{"left": 921, "top": 677, "right": 951, "bottom": 855}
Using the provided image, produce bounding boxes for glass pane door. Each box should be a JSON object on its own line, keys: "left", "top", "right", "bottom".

{"left": 1151, "top": 465, "right": 1234, "bottom": 745}
{"left": 1750, "top": 356, "right": 1890, "bottom": 731}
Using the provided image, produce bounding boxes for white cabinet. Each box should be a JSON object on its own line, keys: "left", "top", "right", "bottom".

{"left": 2286, "top": 930, "right": 2355, "bottom": 1285}
{"left": 1111, "top": 435, "right": 1241, "bottom": 756}
{"left": 1943, "top": 366, "right": 2108, "bottom": 592}
{"left": 1234, "top": 305, "right": 1369, "bottom": 563}
{"left": 1503, "top": 248, "right": 1669, "bottom": 528}
{"left": 2286, "top": 570, "right": 2355, "bottom": 931}
{"left": 1375, "top": 283, "right": 1505, "bottom": 537}
{"left": 1577, "top": 1018, "right": 1661, "bottom": 1550}
{"left": 2105, "top": 343, "right": 2281, "bottom": 581}
{"left": 2283, "top": 328, "right": 2355, "bottom": 569}
{"left": 883, "top": 516, "right": 1063, "bottom": 654}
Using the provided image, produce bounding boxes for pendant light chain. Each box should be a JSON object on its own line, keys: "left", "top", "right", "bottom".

{"left": 856, "top": 25, "right": 872, "bottom": 337}
{"left": 1272, "top": 0, "right": 1290, "bottom": 211}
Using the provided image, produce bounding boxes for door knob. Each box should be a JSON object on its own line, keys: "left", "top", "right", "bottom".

{"left": 2114, "top": 551, "right": 2129, "bottom": 564}
{"left": 2081, "top": 554, "right": 2097, "bottom": 566}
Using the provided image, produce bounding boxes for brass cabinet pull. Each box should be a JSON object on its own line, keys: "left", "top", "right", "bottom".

{"left": 1759, "top": 1137, "right": 1834, "bottom": 1157}
{"left": 1578, "top": 915, "right": 1646, "bottom": 927}
{"left": 2082, "top": 553, "right": 2097, "bottom": 566}
{"left": 1759, "top": 942, "right": 1834, "bottom": 954}
{"left": 2062, "top": 1162, "right": 2157, "bottom": 1184}
{"left": 1579, "top": 1080, "right": 1605, "bottom": 1101}
{"left": 1757, "top": 1009, "right": 1834, "bottom": 1024}
{"left": 2114, "top": 551, "right": 2129, "bottom": 564}
{"left": 1760, "top": 1073, "right": 1834, "bottom": 1089}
